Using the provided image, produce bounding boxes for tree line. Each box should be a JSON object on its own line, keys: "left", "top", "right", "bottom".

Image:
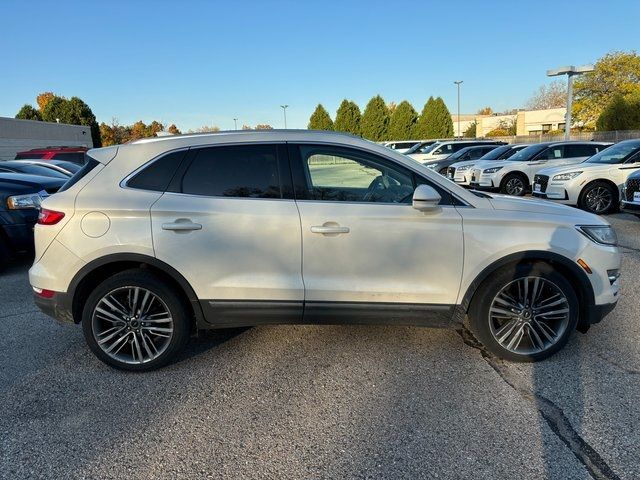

{"left": 308, "top": 96, "right": 455, "bottom": 141}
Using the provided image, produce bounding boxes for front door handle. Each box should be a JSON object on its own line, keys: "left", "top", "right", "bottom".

{"left": 162, "top": 220, "right": 202, "bottom": 231}
{"left": 311, "top": 223, "right": 350, "bottom": 235}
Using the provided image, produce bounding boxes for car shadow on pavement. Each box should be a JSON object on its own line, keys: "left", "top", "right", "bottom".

{"left": 174, "top": 327, "right": 252, "bottom": 364}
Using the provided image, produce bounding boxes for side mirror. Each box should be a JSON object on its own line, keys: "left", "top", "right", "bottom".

{"left": 412, "top": 184, "right": 441, "bottom": 211}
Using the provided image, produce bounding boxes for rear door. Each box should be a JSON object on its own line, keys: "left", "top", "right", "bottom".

{"left": 150, "top": 143, "right": 304, "bottom": 326}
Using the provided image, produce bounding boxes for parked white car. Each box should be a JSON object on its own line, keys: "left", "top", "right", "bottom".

{"left": 384, "top": 140, "right": 422, "bottom": 154}
{"left": 408, "top": 140, "right": 504, "bottom": 163}
{"left": 469, "top": 141, "right": 611, "bottom": 196}
{"left": 621, "top": 169, "right": 640, "bottom": 217}
{"left": 533, "top": 139, "right": 640, "bottom": 214}
{"left": 448, "top": 144, "right": 528, "bottom": 186}
{"left": 29, "top": 130, "right": 620, "bottom": 370}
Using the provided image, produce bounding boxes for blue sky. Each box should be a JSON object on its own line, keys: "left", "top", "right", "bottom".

{"left": 1, "top": 0, "right": 639, "bottom": 131}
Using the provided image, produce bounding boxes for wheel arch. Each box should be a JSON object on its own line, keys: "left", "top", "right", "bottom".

{"left": 455, "top": 250, "right": 595, "bottom": 330}
{"left": 579, "top": 178, "right": 620, "bottom": 203}
{"left": 501, "top": 170, "right": 530, "bottom": 185}
{"left": 68, "top": 253, "right": 205, "bottom": 327}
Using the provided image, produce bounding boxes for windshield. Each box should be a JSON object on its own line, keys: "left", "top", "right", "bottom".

{"left": 508, "top": 144, "right": 548, "bottom": 161}
{"left": 585, "top": 141, "right": 640, "bottom": 164}
{"left": 478, "top": 145, "right": 511, "bottom": 160}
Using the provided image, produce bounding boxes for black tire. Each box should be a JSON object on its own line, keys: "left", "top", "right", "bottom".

{"left": 500, "top": 173, "right": 528, "bottom": 196}
{"left": 468, "top": 263, "right": 579, "bottom": 362}
{"left": 578, "top": 181, "right": 618, "bottom": 215}
{"left": 0, "top": 237, "right": 9, "bottom": 272}
{"left": 82, "top": 269, "right": 191, "bottom": 371}
{"left": 438, "top": 166, "right": 449, "bottom": 175}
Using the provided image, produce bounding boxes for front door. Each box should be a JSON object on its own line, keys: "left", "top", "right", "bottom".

{"left": 289, "top": 144, "right": 464, "bottom": 325}
{"left": 151, "top": 143, "right": 304, "bottom": 326}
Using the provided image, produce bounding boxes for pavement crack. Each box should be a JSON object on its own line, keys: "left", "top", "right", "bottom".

{"left": 457, "top": 327, "right": 621, "bottom": 480}
{"left": 596, "top": 353, "right": 640, "bottom": 375}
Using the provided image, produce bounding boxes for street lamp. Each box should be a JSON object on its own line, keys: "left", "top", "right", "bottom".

{"left": 547, "top": 64, "right": 594, "bottom": 140}
{"left": 453, "top": 81, "right": 463, "bottom": 138}
{"left": 280, "top": 105, "right": 289, "bottom": 129}
{"left": 233, "top": 118, "right": 238, "bottom": 130}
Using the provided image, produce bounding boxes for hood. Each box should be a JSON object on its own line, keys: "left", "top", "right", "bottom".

{"left": 471, "top": 159, "right": 512, "bottom": 171}
{"left": 537, "top": 161, "right": 613, "bottom": 177}
{"left": 0, "top": 172, "right": 66, "bottom": 196}
{"left": 488, "top": 194, "right": 608, "bottom": 225}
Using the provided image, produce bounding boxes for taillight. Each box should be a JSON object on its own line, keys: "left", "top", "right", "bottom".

{"left": 38, "top": 208, "right": 65, "bottom": 225}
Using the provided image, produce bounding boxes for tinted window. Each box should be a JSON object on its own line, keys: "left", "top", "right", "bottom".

{"left": 58, "top": 158, "right": 100, "bottom": 193}
{"left": 52, "top": 152, "right": 86, "bottom": 164}
{"left": 15, "top": 152, "right": 46, "bottom": 159}
{"left": 181, "top": 145, "right": 281, "bottom": 198}
{"left": 128, "top": 150, "right": 186, "bottom": 192}
{"left": 299, "top": 146, "right": 415, "bottom": 203}
{"left": 564, "top": 144, "right": 598, "bottom": 158}
{"left": 509, "top": 144, "right": 548, "bottom": 161}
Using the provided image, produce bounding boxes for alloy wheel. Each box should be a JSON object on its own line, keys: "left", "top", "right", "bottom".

{"left": 584, "top": 186, "right": 612, "bottom": 213}
{"left": 91, "top": 286, "right": 174, "bottom": 365}
{"left": 488, "top": 276, "right": 570, "bottom": 355}
{"left": 505, "top": 177, "right": 525, "bottom": 196}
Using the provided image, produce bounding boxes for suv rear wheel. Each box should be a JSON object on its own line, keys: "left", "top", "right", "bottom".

{"left": 468, "top": 263, "right": 578, "bottom": 362}
{"left": 82, "top": 269, "right": 191, "bottom": 371}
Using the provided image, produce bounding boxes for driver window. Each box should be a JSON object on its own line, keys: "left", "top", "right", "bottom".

{"left": 300, "top": 146, "right": 415, "bottom": 203}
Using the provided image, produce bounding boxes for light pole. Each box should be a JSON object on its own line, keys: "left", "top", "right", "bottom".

{"left": 547, "top": 64, "right": 594, "bottom": 140}
{"left": 454, "top": 81, "right": 463, "bottom": 138}
{"left": 233, "top": 118, "right": 238, "bottom": 130}
{"left": 280, "top": 105, "right": 289, "bottom": 129}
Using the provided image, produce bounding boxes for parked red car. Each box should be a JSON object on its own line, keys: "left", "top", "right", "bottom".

{"left": 14, "top": 146, "right": 88, "bottom": 164}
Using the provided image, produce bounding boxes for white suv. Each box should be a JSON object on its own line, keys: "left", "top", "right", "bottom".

{"left": 29, "top": 131, "right": 621, "bottom": 370}
{"left": 408, "top": 140, "right": 503, "bottom": 163}
{"left": 469, "top": 141, "right": 611, "bottom": 196}
{"left": 533, "top": 140, "right": 640, "bottom": 214}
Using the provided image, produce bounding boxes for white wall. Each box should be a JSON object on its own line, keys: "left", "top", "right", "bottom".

{"left": 0, "top": 117, "right": 93, "bottom": 160}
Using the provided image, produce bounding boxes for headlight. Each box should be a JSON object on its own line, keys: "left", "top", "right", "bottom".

{"left": 483, "top": 166, "right": 503, "bottom": 174}
{"left": 552, "top": 171, "right": 583, "bottom": 181}
{"left": 457, "top": 165, "right": 472, "bottom": 171}
{"left": 7, "top": 193, "right": 42, "bottom": 210}
{"left": 426, "top": 163, "right": 439, "bottom": 170}
{"left": 577, "top": 225, "right": 618, "bottom": 246}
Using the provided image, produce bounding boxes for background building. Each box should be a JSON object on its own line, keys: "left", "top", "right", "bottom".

{"left": 0, "top": 117, "right": 93, "bottom": 160}
{"left": 454, "top": 107, "right": 567, "bottom": 138}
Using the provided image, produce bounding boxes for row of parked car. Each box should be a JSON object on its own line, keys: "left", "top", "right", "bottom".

{"left": 0, "top": 146, "right": 87, "bottom": 267}
{"left": 386, "top": 139, "right": 640, "bottom": 217}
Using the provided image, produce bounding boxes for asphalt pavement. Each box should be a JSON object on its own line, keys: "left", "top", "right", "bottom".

{"left": 0, "top": 213, "right": 638, "bottom": 479}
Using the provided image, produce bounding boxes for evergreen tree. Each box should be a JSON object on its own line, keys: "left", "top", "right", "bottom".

{"left": 360, "top": 95, "right": 389, "bottom": 141}
{"left": 431, "top": 97, "right": 455, "bottom": 138}
{"left": 334, "top": 99, "right": 361, "bottom": 135}
{"left": 414, "top": 96, "right": 436, "bottom": 138}
{"left": 596, "top": 94, "right": 640, "bottom": 131}
{"left": 15, "top": 104, "right": 42, "bottom": 121}
{"left": 387, "top": 100, "right": 418, "bottom": 140}
{"left": 308, "top": 104, "right": 334, "bottom": 130}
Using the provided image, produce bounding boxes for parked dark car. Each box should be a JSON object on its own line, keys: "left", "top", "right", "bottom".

{"left": 0, "top": 161, "right": 70, "bottom": 179}
{"left": 621, "top": 169, "right": 640, "bottom": 217}
{"left": 10, "top": 159, "right": 80, "bottom": 176}
{"left": 0, "top": 173, "right": 66, "bottom": 268}
{"left": 424, "top": 144, "right": 501, "bottom": 175}
{"left": 15, "top": 146, "right": 88, "bottom": 164}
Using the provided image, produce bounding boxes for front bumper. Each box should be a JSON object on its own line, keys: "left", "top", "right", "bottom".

{"left": 621, "top": 200, "right": 640, "bottom": 213}
{"left": 531, "top": 181, "right": 576, "bottom": 204}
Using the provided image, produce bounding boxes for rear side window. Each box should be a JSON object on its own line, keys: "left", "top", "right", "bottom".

{"left": 58, "top": 158, "right": 100, "bottom": 193}
{"left": 15, "top": 152, "right": 46, "bottom": 159}
{"left": 565, "top": 144, "right": 599, "bottom": 158}
{"left": 539, "top": 146, "right": 564, "bottom": 160}
{"left": 127, "top": 150, "right": 186, "bottom": 192}
{"left": 179, "top": 145, "right": 281, "bottom": 198}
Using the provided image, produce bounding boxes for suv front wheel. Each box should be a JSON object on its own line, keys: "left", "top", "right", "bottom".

{"left": 468, "top": 263, "right": 578, "bottom": 362}
{"left": 82, "top": 269, "right": 191, "bottom": 371}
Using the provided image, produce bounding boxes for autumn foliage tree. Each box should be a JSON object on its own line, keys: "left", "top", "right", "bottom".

{"left": 36, "top": 92, "right": 55, "bottom": 112}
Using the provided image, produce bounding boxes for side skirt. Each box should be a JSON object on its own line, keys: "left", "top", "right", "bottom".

{"left": 199, "top": 300, "right": 455, "bottom": 329}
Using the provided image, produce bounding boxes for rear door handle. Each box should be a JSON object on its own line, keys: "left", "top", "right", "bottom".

{"left": 310, "top": 224, "right": 350, "bottom": 235}
{"left": 162, "top": 220, "right": 202, "bottom": 231}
